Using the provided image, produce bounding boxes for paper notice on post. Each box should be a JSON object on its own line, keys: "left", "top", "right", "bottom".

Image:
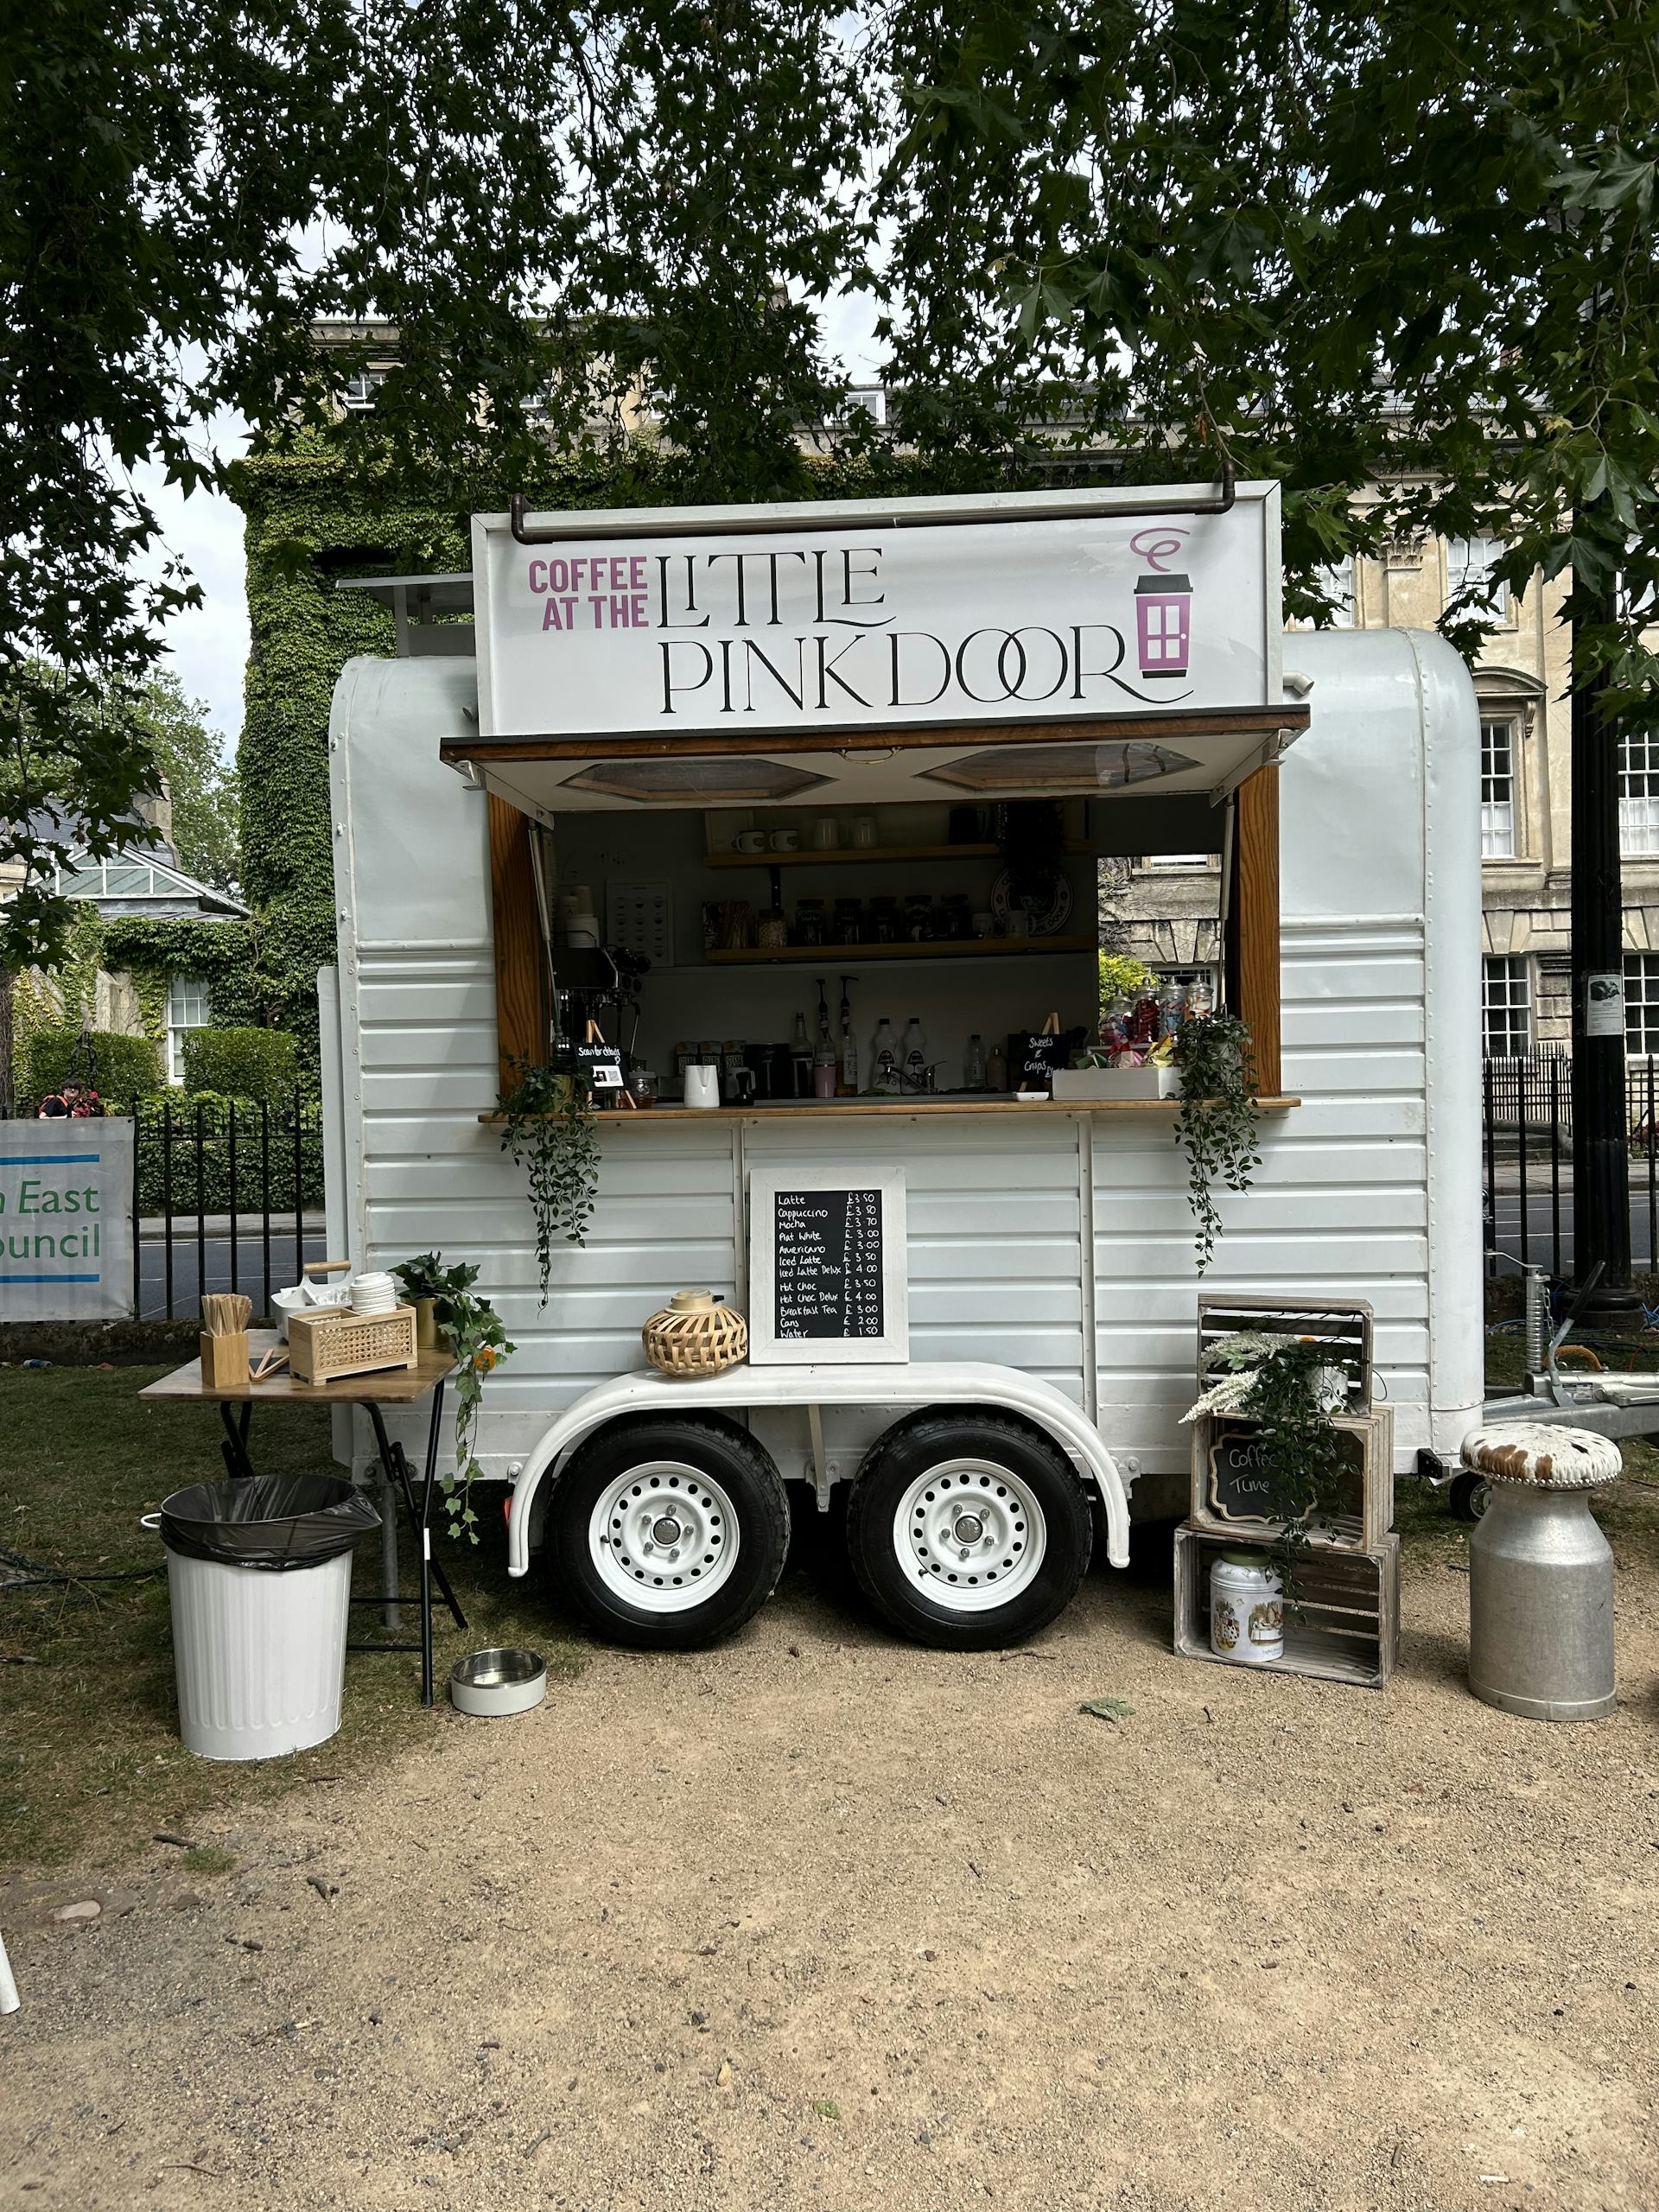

{"left": 1585, "top": 971, "right": 1626, "bottom": 1039}
{"left": 0, "top": 1120, "right": 133, "bottom": 1320}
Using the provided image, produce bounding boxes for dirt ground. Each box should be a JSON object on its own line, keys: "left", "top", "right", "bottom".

{"left": 3, "top": 1531, "right": 1657, "bottom": 2212}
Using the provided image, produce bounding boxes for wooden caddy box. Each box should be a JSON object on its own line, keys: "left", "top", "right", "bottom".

{"left": 1188, "top": 1404, "right": 1395, "bottom": 1550}
{"left": 287, "top": 1305, "right": 419, "bottom": 1384}
{"left": 1173, "top": 1524, "right": 1401, "bottom": 1690}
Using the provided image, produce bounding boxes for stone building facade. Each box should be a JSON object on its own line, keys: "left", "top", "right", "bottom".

{"left": 1108, "top": 536, "right": 1659, "bottom": 1058}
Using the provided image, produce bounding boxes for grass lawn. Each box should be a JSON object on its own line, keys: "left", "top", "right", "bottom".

{"left": 4, "top": 1340, "right": 1659, "bottom": 1874}
{"left": 0, "top": 1366, "right": 587, "bottom": 1871}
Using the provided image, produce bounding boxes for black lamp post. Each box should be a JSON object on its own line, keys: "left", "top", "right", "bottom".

{"left": 1569, "top": 562, "right": 1642, "bottom": 1319}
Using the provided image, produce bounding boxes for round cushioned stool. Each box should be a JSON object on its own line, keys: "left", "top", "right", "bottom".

{"left": 1460, "top": 1423, "right": 1620, "bottom": 1723}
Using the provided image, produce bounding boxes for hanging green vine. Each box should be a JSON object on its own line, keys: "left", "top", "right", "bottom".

{"left": 1173, "top": 1011, "right": 1262, "bottom": 1274}
{"left": 498, "top": 1058, "right": 600, "bottom": 1306}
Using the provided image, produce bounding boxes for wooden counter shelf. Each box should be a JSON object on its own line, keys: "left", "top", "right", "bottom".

{"left": 704, "top": 935, "right": 1096, "bottom": 964}
{"left": 703, "top": 840, "right": 1091, "bottom": 869}
{"left": 479, "top": 1097, "right": 1300, "bottom": 1123}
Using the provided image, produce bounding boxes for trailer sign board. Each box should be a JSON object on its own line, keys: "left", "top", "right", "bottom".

{"left": 748, "top": 1166, "right": 907, "bottom": 1365}
{"left": 472, "top": 485, "right": 1282, "bottom": 743}
{"left": 0, "top": 1119, "right": 133, "bottom": 1321}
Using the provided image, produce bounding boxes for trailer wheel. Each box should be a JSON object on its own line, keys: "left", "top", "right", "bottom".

{"left": 546, "top": 1418, "right": 790, "bottom": 1650}
{"left": 845, "top": 1414, "right": 1093, "bottom": 1651}
{"left": 1449, "top": 1471, "right": 1491, "bottom": 1524}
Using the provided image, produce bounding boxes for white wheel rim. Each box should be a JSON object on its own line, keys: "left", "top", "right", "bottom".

{"left": 590, "top": 1460, "right": 741, "bottom": 1612}
{"left": 892, "top": 1458, "right": 1047, "bottom": 1612}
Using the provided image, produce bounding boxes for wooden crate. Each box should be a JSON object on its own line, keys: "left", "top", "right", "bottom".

{"left": 1196, "top": 1294, "right": 1375, "bottom": 1412}
{"left": 1187, "top": 1405, "right": 1395, "bottom": 1549}
{"left": 288, "top": 1304, "right": 419, "bottom": 1384}
{"left": 1173, "top": 1524, "right": 1401, "bottom": 1689}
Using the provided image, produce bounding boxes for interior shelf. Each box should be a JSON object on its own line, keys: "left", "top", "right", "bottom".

{"left": 703, "top": 841, "right": 1090, "bottom": 869}
{"left": 702, "top": 935, "right": 1096, "bottom": 965}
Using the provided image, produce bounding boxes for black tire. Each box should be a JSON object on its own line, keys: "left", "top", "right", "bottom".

{"left": 845, "top": 1412, "right": 1094, "bottom": 1650}
{"left": 545, "top": 1417, "right": 790, "bottom": 1650}
{"left": 1450, "top": 1470, "right": 1491, "bottom": 1524}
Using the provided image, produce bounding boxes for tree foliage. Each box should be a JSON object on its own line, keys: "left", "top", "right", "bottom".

{"left": 129, "top": 675, "right": 239, "bottom": 893}
{"left": 871, "top": 3, "right": 1659, "bottom": 686}
{"left": 7, "top": 0, "right": 1659, "bottom": 978}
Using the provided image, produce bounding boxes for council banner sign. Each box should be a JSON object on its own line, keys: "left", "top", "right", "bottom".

{"left": 0, "top": 1120, "right": 134, "bottom": 1321}
{"left": 473, "top": 482, "right": 1282, "bottom": 743}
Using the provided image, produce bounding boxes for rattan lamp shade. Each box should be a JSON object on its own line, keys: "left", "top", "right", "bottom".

{"left": 641, "top": 1290, "right": 749, "bottom": 1379}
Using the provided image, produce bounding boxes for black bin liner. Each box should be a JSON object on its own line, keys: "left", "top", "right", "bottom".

{"left": 159, "top": 1475, "right": 381, "bottom": 1573}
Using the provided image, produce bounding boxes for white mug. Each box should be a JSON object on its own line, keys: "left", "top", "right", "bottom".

{"left": 769, "top": 829, "right": 799, "bottom": 852}
{"left": 683, "top": 1063, "right": 721, "bottom": 1110}
{"left": 811, "top": 817, "right": 839, "bottom": 850}
{"left": 733, "top": 830, "right": 766, "bottom": 855}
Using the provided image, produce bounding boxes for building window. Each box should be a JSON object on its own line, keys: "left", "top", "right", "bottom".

{"left": 340, "top": 368, "right": 387, "bottom": 411}
{"left": 1483, "top": 957, "right": 1532, "bottom": 1055}
{"left": 1480, "top": 716, "right": 1518, "bottom": 858}
{"left": 1447, "top": 536, "right": 1509, "bottom": 620}
{"left": 1625, "top": 957, "right": 1659, "bottom": 1058}
{"left": 1314, "top": 560, "right": 1355, "bottom": 626}
{"left": 1620, "top": 731, "right": 1659, "bottom": 858}
{"left": 167, "top": 977, "right": 210, "bottom": 1084}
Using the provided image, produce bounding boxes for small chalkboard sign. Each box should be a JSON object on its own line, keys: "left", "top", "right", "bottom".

{"left": 1205, "top": 1418, "right": 1364, "bottom": 1533}
{"left": 1205, "top": 1426, "right": 1279, "bottom": 1524}
{"left": 748, "top": 1166, "right": 907, "bottom": 1365}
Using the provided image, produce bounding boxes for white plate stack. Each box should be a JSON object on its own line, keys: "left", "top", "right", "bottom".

{"left": 349, "top": 1271, "right": 397, "bottom": 1316}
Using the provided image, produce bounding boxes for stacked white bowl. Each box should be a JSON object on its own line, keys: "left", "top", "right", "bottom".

{"left": 350, "top": 1271, "right": 397, "bottom": 1316}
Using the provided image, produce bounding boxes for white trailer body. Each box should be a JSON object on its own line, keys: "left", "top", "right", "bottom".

{"left": 322, "top": 619, "right": 1482, "bottom": 1580}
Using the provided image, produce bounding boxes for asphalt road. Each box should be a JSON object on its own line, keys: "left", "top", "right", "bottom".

{"left": 136, "top": 1226, "right": 327, "bottom": 1320}
{"left": 1490, "top": 1191, "right": 1659, "bottom": 1277}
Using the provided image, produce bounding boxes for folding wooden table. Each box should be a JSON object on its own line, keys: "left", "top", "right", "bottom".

{"left": 141, "top": 1330, "right": 465, "bottom": 1706}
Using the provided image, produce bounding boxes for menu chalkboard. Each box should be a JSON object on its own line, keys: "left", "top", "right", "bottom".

{"left": 749, "top": 1167, "right": 907, "bottom": 1364}
{"left": 772, "top": 1188, "right": 885, "bottom": 1341}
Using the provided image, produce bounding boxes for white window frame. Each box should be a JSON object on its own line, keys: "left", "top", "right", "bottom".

{"left": 1481, "top": 715, "right": 1519, "bottom": 859}
{"left": 166, "top": 976, "right": 211, "bottom": 1085}
{"left": 340, "top": 368, "right": 388, "bottom": 412}
{"left": 1314, "top": 559, "right": 1355, "bottom": 627}
{"left": 1482, "top": 956, "right": 1532, "bottom": 1056}
{"left": 1620, "top": 731, "right": 1659, "bottom": 858}
{"left": 1447, "top": 536, "right": 1510, "bottom": 622}
{"left": 1625, "top": 955, "right": 1659, "bottom": 1058}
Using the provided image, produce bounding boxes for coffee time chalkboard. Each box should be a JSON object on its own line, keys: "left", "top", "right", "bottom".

{"left": 748, "top": 1166, "right": 907, "bottom": 1365}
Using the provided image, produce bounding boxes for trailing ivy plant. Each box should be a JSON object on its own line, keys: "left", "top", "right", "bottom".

{"left": 1172, "top": 1012, "right": 1262, "bottom": 1274}
{"left": 499, "top": 1056, "right": 600, "bottom": 1306}
{"left": 388, "top": 1249, "right": 515, "bottom": 1541}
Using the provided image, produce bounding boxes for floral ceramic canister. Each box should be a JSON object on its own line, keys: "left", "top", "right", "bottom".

{"left": 1210, "top": 1549, "right": 1285, "bottom": 1664}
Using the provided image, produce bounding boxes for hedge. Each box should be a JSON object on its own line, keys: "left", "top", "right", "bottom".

{"left": 24, "top": 1026, "right": 165, "bottom": 1109}
{"left": 181, "top": 1026, "right": 299, "bottom": 1102}
{"left": 132, "top": 1092, "right": 324, "bottom": 1217}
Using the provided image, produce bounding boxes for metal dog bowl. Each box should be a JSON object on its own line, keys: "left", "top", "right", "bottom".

{"left": 448, "top": 1646, "right": 547, "bottom": 1718}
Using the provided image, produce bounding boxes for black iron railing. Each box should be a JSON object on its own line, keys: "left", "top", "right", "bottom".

{"left": 1483, "top": 1052, "right": 1659, "bottom": 1275}
{"left": 130, "top": 1090, "right": 326, "bottom": 1321}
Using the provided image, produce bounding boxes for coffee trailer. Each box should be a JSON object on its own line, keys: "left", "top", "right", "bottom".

{"left": 320, "top": 481, "right": 1483, "bottom": 1649}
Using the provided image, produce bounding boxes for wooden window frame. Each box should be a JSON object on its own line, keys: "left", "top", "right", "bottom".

{"left": 490, "top": 763, "right": 1283, "bottom": 1102}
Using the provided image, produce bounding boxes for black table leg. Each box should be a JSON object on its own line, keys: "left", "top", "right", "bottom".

{"left": 219, "top": 1401, "right": 256, "bottom": 1480}
{"left": 364, "top": 1389, "right": 461, "bottom": 1708}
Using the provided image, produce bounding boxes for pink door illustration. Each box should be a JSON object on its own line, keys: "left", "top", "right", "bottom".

{"left": 1135, "top": 573, "right": 1192, "bottom": 679}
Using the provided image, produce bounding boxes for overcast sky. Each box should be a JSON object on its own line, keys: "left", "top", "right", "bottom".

{"left": 143, "top": 294, "right": 884, "bottom": 765}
